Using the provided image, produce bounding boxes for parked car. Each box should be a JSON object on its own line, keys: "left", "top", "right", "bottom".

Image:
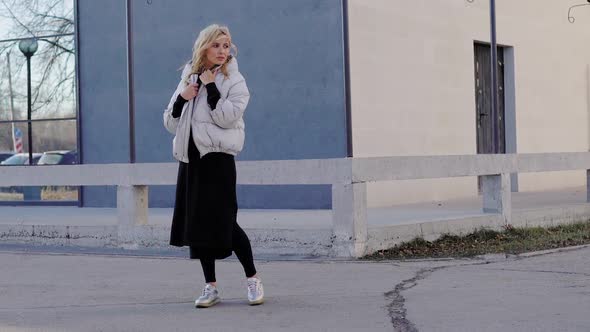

{"left": 0, "top": 153, "right": 42, "bottom": 165}
{"left": 37, "top": 150, "right": 77, "bottom": 165}
{"left": 0, "top": 152, "right": 14, "bottom": 163}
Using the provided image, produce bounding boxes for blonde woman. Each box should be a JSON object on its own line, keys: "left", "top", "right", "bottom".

{"left": 163, "top": 24, "right": 263, "bottom": 308}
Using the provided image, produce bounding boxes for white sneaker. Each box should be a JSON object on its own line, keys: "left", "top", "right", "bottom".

{"left": 195, "top": 284, "right": 220, "bottom": 308}
{"left": 247, "top": 277, "right": 264, "bottom": 305}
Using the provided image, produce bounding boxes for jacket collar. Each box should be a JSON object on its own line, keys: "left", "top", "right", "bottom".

{"left": 224, "top": 57, "right": 238, "bottom": 74}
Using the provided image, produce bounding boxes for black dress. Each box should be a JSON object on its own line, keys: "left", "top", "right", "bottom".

{"left": 169, "top": 128, "right": 238, "bottom": 260}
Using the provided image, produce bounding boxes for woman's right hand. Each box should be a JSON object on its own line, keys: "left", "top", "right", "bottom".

{"left": 180, "top": 83, "right": 199, "bottom": 100}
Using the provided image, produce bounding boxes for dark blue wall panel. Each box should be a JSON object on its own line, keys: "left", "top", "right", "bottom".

{"left": 78, "top": 0, "right": 129, "bottom": 207}
{"left": 79, "top": 0, "right": 346, "bottom": 209}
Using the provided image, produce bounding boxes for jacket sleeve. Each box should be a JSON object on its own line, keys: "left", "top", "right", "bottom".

{"left": 163, "top": 66, "right": 190, "bottom": 134}
{"left": 210, "top": 77, "right": 250, "bottom": 129}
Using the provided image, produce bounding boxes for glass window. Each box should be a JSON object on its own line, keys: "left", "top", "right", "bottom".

{"left": 0, "top": 0, "right": 77, "bottom": 203}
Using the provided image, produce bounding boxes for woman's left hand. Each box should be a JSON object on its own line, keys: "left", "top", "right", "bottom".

{"left": 200, "top": 68, "right": 219, "bottom": 85}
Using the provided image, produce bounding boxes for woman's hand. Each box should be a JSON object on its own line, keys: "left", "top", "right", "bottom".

{"left": 180, "top": 83, "right": 199, "bottom": 100}
{"left": 200, "top": 68, "right": 219, "bottom": 85}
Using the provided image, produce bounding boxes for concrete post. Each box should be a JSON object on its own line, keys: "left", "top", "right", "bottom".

{"left": 117, "top": 185, "right": 148, "bottom": 226}
{"left": 482, "top": 173, "right": 511, "bottom": 224}
{"left": 331, "top": 183, "right": 367, "bottom": 258}
{"left": 117, "top": 185, "right": 148, "bottom": 246}
{"left": 587, "top": 170, "right": 590, "bottom": 203}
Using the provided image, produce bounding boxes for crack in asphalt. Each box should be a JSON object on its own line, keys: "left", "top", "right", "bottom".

{"left": 385, "top": 266, "right": 444, "bottom": 332}
{"left": 385, "top": 245, "right": 590, "bottom": 331}
{"left": 385, "top": 262, "right": 492, "bottom": 332}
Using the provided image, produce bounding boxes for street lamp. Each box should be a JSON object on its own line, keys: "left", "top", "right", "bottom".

{"left": 568, "top": 0, "right": 590, "bottom": 23}
{"left": 18, "top": 38, "right": 38, "bottom": 166}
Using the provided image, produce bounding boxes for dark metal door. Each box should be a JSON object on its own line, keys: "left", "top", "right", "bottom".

{"left": 474, "top": 43, "right": 505, "bottom": 155}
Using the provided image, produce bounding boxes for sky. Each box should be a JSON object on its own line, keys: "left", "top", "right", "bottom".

{"left": 0, "top": 0, "right": 74, "bottom": 41}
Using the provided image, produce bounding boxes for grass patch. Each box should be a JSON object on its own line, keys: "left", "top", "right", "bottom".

{"left": 41, "top": 187, "right": 78, "bottom": 201}
{"left": 0, "top": 187, "right": 77, "bottom": 201}
{"left": 363, "top": 222, "right": 590, "bottom": 260}
{"left": 0, "top": 192, "right": 23, "bottom": 200}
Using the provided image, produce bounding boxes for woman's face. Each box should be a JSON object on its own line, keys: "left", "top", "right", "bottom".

{"left": 205, "top": 36, "right": 231, "bottom": 67}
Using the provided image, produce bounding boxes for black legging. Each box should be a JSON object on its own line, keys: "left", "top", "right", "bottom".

{"left": 200, "top": 223, "right": 257, "bottom": 283}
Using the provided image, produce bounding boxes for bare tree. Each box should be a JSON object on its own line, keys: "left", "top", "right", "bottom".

{"left": 0, "top": 0, "right": 75, "bottom": 119}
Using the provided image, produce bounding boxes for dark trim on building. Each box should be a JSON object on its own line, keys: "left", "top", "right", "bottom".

{"left": 74, "top": 0, "right": 83, "bottom": 207}
{"left": 125, "top": 0, "right": 136, "bottom": 163}
{"left": 341, "top": 0, "right": 353, "bottom": 157}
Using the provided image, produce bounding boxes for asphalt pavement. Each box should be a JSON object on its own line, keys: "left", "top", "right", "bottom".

{"left": 0, "top": 244, "right": 588, "bottom": 331}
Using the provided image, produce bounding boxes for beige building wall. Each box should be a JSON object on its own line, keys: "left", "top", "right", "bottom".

{"left": 348, "top": 0, "right": 590, "bottom": 207}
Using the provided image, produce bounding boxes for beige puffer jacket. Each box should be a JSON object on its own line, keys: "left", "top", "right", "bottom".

{"left": 163, "top": 57, "right": 249, "bottom": 162}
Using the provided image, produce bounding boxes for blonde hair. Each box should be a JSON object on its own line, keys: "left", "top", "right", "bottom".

{"left": 185, "top": 24, "right": 237, "bottom": 82}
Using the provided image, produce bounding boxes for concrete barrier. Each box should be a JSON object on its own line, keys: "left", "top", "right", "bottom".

{"left": 2, "top": 152, "right": 590, "bottom": 257}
